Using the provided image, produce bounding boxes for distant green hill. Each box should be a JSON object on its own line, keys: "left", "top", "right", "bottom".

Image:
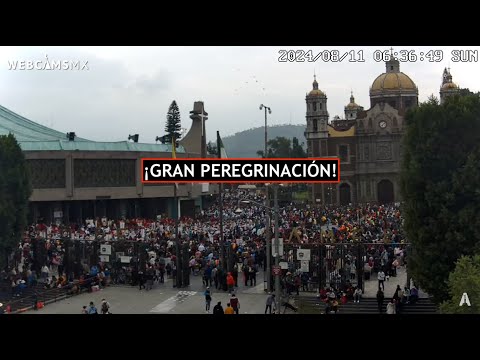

{"left": 222, "top": 124, "right": 306, "bottom": 158}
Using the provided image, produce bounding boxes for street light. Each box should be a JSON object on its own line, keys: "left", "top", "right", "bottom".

{"left": 259, "top": 104, "right": 272, "bottom": 159}
{"left": 259, "top": 104, "right": 272, "bottom": 293}
{"left": 237, "top": 184, "right": 283, "bottom": 313}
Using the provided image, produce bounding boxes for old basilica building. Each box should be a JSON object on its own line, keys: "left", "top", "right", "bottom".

{"left": 305, "top": 59, "right": 460, "bottom": 205}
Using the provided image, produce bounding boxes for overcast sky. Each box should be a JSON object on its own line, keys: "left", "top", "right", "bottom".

{"left": 0, "top": 46, "right": 478, "bottom": 143}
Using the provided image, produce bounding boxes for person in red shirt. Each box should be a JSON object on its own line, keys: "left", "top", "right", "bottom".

{"left": 230, "top": 293, "right": 240, "bottom": 314}
{"left": 226, "top": 272, "right": 235, "bottom": 293}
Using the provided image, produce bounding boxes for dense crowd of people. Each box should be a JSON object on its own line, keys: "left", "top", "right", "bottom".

{"left": 1, "top": 187, "right": 410, "bottom": 314}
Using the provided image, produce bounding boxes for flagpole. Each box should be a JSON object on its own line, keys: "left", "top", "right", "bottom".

{"left": 172, "top": 135, "right": 182, "bottom": 288}
{"left": 217, "top": 131, "right": 226, "bottom": 272}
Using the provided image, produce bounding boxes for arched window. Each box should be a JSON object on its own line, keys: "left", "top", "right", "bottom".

{"left": 313, "top": 103, "right": 317, "bottom": 111}
{"left": 368, "top": 118, "right": 372, "bottom": 128}
{"left": 313, "top": 119, "right": 318, "bottom": 132}
{"left": 393, "top": 117, "right": 398, "bottom": 128}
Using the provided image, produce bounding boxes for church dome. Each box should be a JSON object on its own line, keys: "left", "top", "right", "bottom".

{"left": 346, "top": 101, "right": 359, "bottom": 109}
{"left": 371, "top": 72, "right": 416, "bottom": 91}
{"left": 345, "top": 92, "right": 361, "bottom": 109}
{"left": 309, "top": 89, "right": 325, "bottom": 96}
{"left": 370, "top": 58, "right": 417, "bottom": 95}
{"left": 441, "top": 81, "right": 459, "bottom": 90}
{"left": 307, "top": 75, "right": 325, "bottom": 97}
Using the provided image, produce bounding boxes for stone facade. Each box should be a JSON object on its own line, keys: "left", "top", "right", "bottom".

{"left": 306, "top": 60, "right": 423, "bottom": 205}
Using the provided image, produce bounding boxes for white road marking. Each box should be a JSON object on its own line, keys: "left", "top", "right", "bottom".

{"left": 149, "top": 291, "right": 197, "bottom": 313}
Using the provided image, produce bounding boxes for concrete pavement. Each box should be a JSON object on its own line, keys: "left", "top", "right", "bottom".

{"left": 26, "top": 271, "right": 275, "bottom": 314}
{"left": 363, "top": 266, "right": 428, "bottom": 299}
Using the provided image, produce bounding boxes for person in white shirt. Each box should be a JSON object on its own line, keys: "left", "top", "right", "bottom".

{"left": 353, "top": 287, "right": 362, "bottom": 303}
{"left": 386, "top": 299, "right": 396, "bottom": 314}
{"left": 41, "top": 265, "right": 50, "bottom": 281}
{"left": 377, "top": 270, "right": 386, "bottom": 291}
{"left": 101, "top": 299, "right": 111, "bottom": 314}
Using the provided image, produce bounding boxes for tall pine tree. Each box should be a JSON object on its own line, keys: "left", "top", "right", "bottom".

{"left": 401, "top": 94, "right": 480, "bottom": 303}
{"left": 165, "top": 100, "right": 182, "bottom": 143}
{"left": 0, "top": 134, "right": 32, "bottom": 270}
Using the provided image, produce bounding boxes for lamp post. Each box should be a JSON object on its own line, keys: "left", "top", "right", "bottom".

{"left": 259, "top": 104, "right": 271, "bottom": 159}
{"left": 259, "top": 104, "right": 272, "bottom": 292}
{"left": 273, "top": 184, "right": 281, "bottom": 313}
{"left": 237, "top": 183, "right": 283, "bottom": 313}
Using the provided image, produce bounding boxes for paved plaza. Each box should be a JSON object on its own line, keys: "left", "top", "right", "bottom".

{"left": 24, "top": 266, "right": 428, "bottom": 314}
{"left": 26, "top": 271, "right": 278, "bottom": 314}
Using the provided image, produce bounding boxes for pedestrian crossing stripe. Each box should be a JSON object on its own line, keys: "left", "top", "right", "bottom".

{"left": 149, "top": 291, "right": 197, "bottom": 313}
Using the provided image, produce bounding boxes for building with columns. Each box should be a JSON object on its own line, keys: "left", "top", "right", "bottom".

{"left": 306, "top": 60, "right": 460, "bottom": 205}
{"left": 0, "top": 101, "right": 217, "bottom": 224}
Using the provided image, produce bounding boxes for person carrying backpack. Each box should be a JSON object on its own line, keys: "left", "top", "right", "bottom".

{"left": 230, "top": 293, "right": 240, "bottom": 314}
{"left": 101, "top": 299, "right": 111, "bottom": 314}
{"left": 88, "top": 301, "right": 98, "bottom": 314}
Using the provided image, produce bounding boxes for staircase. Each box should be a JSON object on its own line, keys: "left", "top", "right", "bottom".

{"left": 299, "top": 296, "right": 438, "bottom": 314}
{"left": 0, "top": 283, "right": 70, "bottom": 313}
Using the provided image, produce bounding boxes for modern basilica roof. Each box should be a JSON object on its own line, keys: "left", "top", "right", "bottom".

{"left": 0, "top": 104, "right": 185, "bottom": 153}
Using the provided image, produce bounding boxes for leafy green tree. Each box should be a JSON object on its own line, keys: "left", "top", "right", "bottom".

{"left": 256, "top": 136, "right": 307, "bottom": 158}
{"left": 0, "top": 134, "right": 32, "bottom": 270}
{"left": 401, "top": 95, "right": 480, "bottom": 303}
{"left": 164, "top": 100, "right": 182, "bottom": 143}
{"left": 458, "top": 88, "right": 475, "bottom": 97}
{"left": 440, "top": 255, "right": 480, "bottom": 314}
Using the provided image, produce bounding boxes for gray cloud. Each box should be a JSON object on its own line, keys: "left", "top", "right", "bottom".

{"left": 0, "top": 46, "right": 478, "bottom": 144}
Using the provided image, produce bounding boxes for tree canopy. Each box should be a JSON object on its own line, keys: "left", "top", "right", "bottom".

{"left": 440, "top": 255, "right": 480, "bottom": 314}
{"left": 164, "top": 100, "right": 182, "bottom": 143}
{"left": 256, "top": 136, "right": 307, "bottom": 158}
{"left": 0, "top": 134, "right": 32, "bottom": 269}
{"left": 400, "top": 94, "right": 480, "bottom": 302}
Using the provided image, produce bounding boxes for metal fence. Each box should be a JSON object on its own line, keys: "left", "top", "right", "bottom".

{"left": 276, "top": 242, "right": 409, "bottom": 293}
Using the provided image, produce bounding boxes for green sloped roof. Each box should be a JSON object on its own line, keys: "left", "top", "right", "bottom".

{"left": 0, "top": 104, "right": 91, "bottom": 142}
{"left": 19, "top": 140, "right": 184, "bottom": 153}
{"left": 0, "top": 104, "right": 185, "bottom": 153}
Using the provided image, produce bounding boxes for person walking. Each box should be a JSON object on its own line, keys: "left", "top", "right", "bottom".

{"left": 226, "top": 272, "right": 235, "bottom": 293}
{"left": 213, "top": 301, "right": 224, "bottom": 315}
{"left": 377, "top": 270, "right": 386, "bottom": 291}
{"left": 249, "top": 264, "right": 257, "bottom": 286}
{"left": 376, "top": 289, "right": 385, "bottom": 313}
{"left": 265, "top": 294, "right": 276, "bottom": 314}
{"left": 204, "top": 287, "right": 212, "bottom": 313}
{"left": 230, "top": 293, "right": 240, "bottom": 314}
{"left": 212, "top": 266, "right": 218, "bottom": 290}
{"left": 232, "top": 265, "right": 239, "bottom": 287}
{"left": 243, "top": 264, "right": 249, "bottom": 286}
{"left": 158, "top": 258, "right": 165, "bottom": 284}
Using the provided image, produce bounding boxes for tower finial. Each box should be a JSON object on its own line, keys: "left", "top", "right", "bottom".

{"left": 312, "top": 71, "right": 318, "bottom": 90}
